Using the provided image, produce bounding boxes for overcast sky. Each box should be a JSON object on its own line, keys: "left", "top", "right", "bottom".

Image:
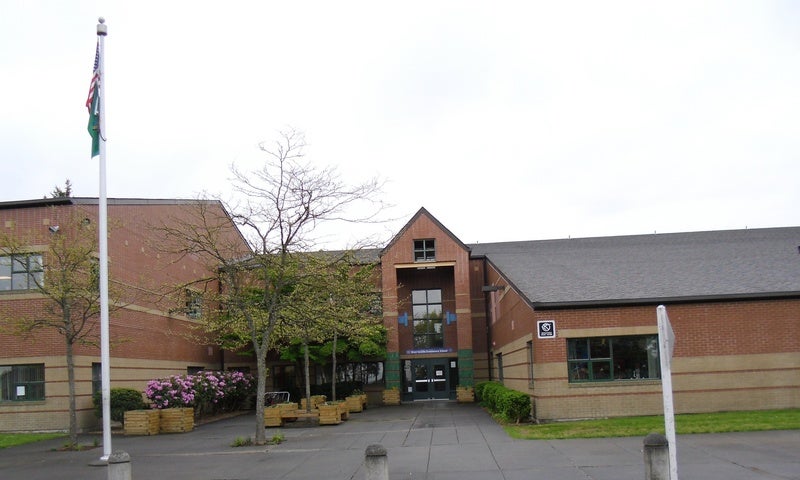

{"left": 2, "top": 1, "right": 799, "bottom": 249}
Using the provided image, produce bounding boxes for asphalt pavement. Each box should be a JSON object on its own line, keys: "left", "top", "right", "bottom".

{"left": 0, "top": 401, "right": 798, "bottom": 479}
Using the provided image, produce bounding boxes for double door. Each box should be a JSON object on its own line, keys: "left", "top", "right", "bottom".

{"left": 410, "top": 358, "right": 450, "bottom": 400}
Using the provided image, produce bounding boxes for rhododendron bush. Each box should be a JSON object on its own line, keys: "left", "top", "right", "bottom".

{"left": 145, "top": 370, "right": 254, "bottom": 416}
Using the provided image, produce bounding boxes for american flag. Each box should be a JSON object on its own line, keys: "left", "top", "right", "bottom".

{"left": 86, "top": 41, "right": 99, "bottom": 111}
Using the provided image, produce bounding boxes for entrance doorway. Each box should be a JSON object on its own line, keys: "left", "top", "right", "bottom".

{"left": 410, "top": 358, "right": 450, "bottom": 400}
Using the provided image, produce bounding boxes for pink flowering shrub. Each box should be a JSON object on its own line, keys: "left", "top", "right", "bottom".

{"left": 144, "top": 370, "right": 254, "bottom": 416}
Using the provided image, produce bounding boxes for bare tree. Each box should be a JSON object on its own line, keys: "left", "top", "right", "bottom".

{"left": 160, "top": 129, "right": 386, "bottom": 445}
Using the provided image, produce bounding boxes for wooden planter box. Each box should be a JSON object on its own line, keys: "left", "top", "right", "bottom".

{"left": 336, "top": 401, "right": 349, "bottom": 420}
{"left": 345, "top": 395, "right": 364, "bottom": 413}
{"left": 456, "top": 386, "right": 475, "bottom": 403}
{"left": 159, "top": 407, "right": 194, "bottom": 433}
{"left": 318, "top": 403, "right": 342, "bottom": 425}
{"left": 382, "top": 388, "right": 400, "bottom": 406}
{"left": 300, "top": 395, "right": 327, "bottom": 410}
{"left": 278, "top": 402, "right": 299, "bottom": 422}
{"left": 124, "top": 409, "right": 160, "bottom": 436}
{"left": 264, "top": 405, "right": 284, "bottom": 427}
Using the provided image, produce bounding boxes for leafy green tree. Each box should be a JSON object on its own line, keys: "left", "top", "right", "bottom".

{"left": 273, "top": 252, "right": 384, "bottom": 408}
{"left": 0, "top": 208, "right": 121, "bottom": 447}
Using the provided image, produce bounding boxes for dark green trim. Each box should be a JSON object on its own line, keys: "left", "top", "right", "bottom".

{"left": 457, "top": 349, "right": 474, "bottom": 387}
{"left": 385, "top": 351, "right": 401, "bottom": 389}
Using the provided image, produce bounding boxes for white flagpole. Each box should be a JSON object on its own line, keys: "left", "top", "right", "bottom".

{"left": 95, "top": 16, "right": 112, "bottom": 462}
{"left": 657, "top": 305, "right": 678, "bottom": 480}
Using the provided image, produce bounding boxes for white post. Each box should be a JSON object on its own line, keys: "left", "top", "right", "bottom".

{"left": 656, "top": 305, "right": 678, "bottom": 480}
{"left": 95, "top": 16, "right": 112, "bottom": 462}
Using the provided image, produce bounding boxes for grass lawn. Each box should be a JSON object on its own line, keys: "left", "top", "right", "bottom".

{"left": 504, "top": 409, "right": 800, "bottom": 440}
{"left": 0, "top": 432, "right": 66, "bottom": 449}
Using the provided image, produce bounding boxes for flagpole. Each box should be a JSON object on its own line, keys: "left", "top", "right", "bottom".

{"left": 95, "top": 16, "right": 112, "bottom": 462}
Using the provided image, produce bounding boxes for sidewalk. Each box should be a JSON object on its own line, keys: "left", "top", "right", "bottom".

{"left": 0, "top": 401, "right": 798, "bottom": 479}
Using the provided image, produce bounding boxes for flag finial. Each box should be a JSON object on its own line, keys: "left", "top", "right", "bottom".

{"left": 97, "top": 17, "right": 107, "bottom": 36}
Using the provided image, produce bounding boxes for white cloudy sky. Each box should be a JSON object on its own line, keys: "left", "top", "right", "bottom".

{"left": 2, "top": 1, "right": 799, "bottom": 249}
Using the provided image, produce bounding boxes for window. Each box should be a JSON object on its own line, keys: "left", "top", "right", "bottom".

{"left": 567, "top": 335, "right": 660, "bottom": 383}
{"left": 412, "top": 289, "right": 443, "bottom": 349}
{"left": 526, "top": 341, "right": 534, "bottom": 386}
{"left": 413, "top": 239, "right": 435, "bottom": 262}
{"left": 0, "top": 254, "right": 43, "bottom": 291}
{"left": 92, "top": 362, "right": 102, "bottom": 396}
{"left": 315, "top": 362, "right": 384, "bottom": 386}
{"left": 1, "top": 364, "right": 45, "bottom": 401}
{"left": 496, "top": 353, "right": 504, "bottom": 382}
{"left": 185, "top": 290, "right": 202, "bottom": 319}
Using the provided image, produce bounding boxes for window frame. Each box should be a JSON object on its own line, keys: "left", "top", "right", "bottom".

{"left": 567, "top": 335, "right": 661, "bottom": 383}
{"left": 0, "top": 254, "right": 44, "bottom": 291}
{"left": 413, "top": 239, "right": 436, "bottom": 262}
{"left": 411, "top": 288, "right": 444, "bottom": 349}
{"left": 1, "top": 364, "right": 46, "bottom": 402}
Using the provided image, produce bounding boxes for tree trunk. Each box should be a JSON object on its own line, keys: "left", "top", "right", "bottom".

{"left": 65, "top": 331, "right": 78, "bottom": 446}
{"left": 303, "top": 338, "right": 311, "bottom": 413}
{"left": 254, "top": 348, "right": 267, "bottom": 445}
{"left": 331, "top": 331, "right": 338, "bottom": 402}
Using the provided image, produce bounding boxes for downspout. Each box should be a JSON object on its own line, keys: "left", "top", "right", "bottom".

{"left": 483, "top": 267, "right": 493, "bottom": 382}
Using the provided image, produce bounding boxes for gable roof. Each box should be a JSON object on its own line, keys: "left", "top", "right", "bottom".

{"left": 469, "top": 227, "right": 800, "bottom": 308}
{"left": 380, "top": 207, "right": 471, "bottom": 258}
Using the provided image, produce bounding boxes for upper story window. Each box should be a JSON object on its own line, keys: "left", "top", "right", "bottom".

{"left": 567, "top": 335, "right": 660, "bottom": 383}
{"left": 185, "top": 290, "right": 203, "bottom": 319}
{"left": 412, "top": 289, "right": 443, "bottom": 349}
{"left": 413, "top": 239, "right": 435, "bottom": 262}
{"left": 0, "top": 254, "right": 44, "bottom": 291}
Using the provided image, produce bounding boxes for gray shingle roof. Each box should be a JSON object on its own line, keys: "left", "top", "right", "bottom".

{"left": 469, "top": 227, "right": 800, "bottom": 307}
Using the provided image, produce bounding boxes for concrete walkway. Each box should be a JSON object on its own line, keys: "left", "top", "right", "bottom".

{"left": 1, "top": 401, "right": 798, "bottom": 479}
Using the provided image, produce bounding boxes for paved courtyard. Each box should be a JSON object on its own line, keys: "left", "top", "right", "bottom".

{"left": 0, "top": 401, "right": 798, "bottom": 479}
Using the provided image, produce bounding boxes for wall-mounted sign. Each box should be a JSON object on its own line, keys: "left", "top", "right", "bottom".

{"left": 405, "top": 347, "right": 453, "bottom": 355}
{"left": 537, "top": 320, "right": 556, "bottom": 338}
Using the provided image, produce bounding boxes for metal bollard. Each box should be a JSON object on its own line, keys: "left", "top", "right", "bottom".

{"left": 364, "top": 444, "right": 388, "bottom": 480}
{"left": 107, "top": 451, "right": 132, "bottom": 480}
{"left": 643, "top": 433, "right": 670, "bottom": 480}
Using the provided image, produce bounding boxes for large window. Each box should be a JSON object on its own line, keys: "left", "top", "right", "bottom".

{"left": 0, "top": 254, "right": 43, "bottom": 291}
{"left": 1, "top": 364, "right": 45, "bottom": 401}
{"left": 413, "top": 239, "right": 435, "bottom": 262}
{"left": 92, "top": 362, "right": 102, "bottom": 396}
{"left": 567, "top": 335, "right": 660, "bottom": 383}
{"left": 316, "top": 362, "right": 385, "bottom": 386}
{"left": 412, "top": 289, "right": 443, "bottom": 349}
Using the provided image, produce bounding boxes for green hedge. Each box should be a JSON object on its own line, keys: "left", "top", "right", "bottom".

{"left": 475, "top": 381, "right": 531, "bottom": 423}
{"left": 93, "top": 388, "right": 147, "bottom": 422}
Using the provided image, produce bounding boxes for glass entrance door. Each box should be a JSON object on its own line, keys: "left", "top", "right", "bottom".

{"left": 411, "top": 358, "right": 450, "bottom": 400}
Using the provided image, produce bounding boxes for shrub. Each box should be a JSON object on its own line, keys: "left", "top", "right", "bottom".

{"left": 144, "top": 370, "right": 255, "bottom": 416}
{"left": 475, "top": 381, "right": 531, "bottom": 424}
{"left": 480, "top": 382, "right": 504, "bottom": 410}
{"left": 496, "top": 389, "right": 531, "bottom": 423}
{"left": 93, "top": 388, "right": 146, "bottom": 422}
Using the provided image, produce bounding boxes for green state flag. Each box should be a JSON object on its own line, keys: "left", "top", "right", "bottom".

{"left": 86, "top": 41, "right": 101, "bottom": 157}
